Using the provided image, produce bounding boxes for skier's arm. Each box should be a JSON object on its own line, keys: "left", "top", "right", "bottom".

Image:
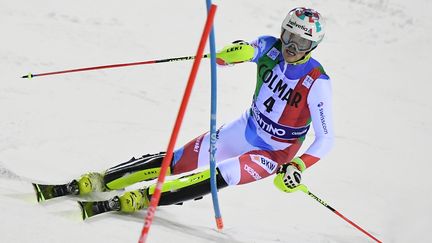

{"left": 216, "top": 40, "right": 255, "bottom": 65}
{"left": 274, "top": 77, "right": 334, "bottom": 193}
{"left": 294, "top": 77, "right": 335, "bottom": 171}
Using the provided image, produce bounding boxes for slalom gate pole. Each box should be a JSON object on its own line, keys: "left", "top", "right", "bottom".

{"left": 205, "top": 0, "right": 223, "bottom": 231}
{"left": 296, "top": 185, "right": 382, "bottom": 243}
{"left": 21, "top": 54, "right": 210, "bottom": 79}
{"left": 137, "top": 4, "right": 217, "bottom": 243}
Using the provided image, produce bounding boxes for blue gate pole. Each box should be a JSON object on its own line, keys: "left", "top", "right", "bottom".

{"left": 205, "top": 0, "right": 223, "bottom": 230}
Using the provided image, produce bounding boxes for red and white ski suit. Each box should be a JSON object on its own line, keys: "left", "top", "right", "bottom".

{"left": 172, "top": 36, "right": 334, "bottom": 185}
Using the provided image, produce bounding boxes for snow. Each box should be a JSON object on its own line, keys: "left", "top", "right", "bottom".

{"left": 1, "top": 0, "right": 431, "bottom": 242}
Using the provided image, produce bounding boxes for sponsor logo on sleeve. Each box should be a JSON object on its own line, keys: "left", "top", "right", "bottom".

{"left": 302, "top": 75, "right": 314, "bottom": 89}
{"left": 317, "top": 102, "right": 329, "bottom": 134}
{"left": 250, "top": 155, "right": 278, "bottom": 174}
{"left": 244, "top": 164, "right": 262, "bottom": 180}
{"left": 193, "top": 135, "right": 203, "bottom": 152}
{"left": 267, "top": 47, "right": 280, "bottom": 60}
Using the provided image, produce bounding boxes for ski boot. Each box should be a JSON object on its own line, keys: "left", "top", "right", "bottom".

{"left": 76, "top": 172, "right": 107, "bottom": 195}
{"left": 118, "top": 188, "right": 149, "bottom": 212}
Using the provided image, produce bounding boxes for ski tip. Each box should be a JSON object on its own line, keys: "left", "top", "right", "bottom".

{"left": 32, "top": 183, "right": 44, "bottom": 203}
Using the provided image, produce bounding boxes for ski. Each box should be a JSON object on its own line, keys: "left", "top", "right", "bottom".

{"left": 78, "top": 196, "right": 121, "bottom": 220}
{"left": 32, "top": 180, "right": 79, "bottom": 202}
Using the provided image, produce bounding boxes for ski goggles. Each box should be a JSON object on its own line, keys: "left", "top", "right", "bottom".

{"left": 280, "top": 30, "right": 315, "bottom": 52}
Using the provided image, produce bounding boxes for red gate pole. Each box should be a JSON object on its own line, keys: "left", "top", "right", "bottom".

{"left": 137, "top": 4, "right": 218, "bottom": 243}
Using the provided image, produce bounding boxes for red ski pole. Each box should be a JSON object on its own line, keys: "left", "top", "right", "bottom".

{"left": 137, "top": 4, "right": 217, "bottom": 243}
{"left": 21, "top": 54, "right": 210, "bottom": 79}
{"left": 296, "top": 185, "right": 382, "bottom": 242}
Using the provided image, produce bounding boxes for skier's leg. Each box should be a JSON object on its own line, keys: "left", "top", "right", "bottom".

{"left": 76, "top": 152, "right": 167, "bottom": 195}
{"left": 114, "top": 142, "right": 301, "bottom": 212}
{"left": 172, "top": 112, "right": 253, "bottom": 174}
{"left": 219, "top": 143, "right": 303, "bottom": 186}
{"left": 113, "top": 114, "right": 259, "bottom": 211}
{"left": 117, "top": 168, "right": 229, "bottom": 212}
{"left": 103, "top": 152, "right": 167, "bottom": 190}
{"left": 115, "top": 144, "right": 299, "bottom": 212}
{"left": 75, "top": 128, "right": 214, "bottom": 196}
{"left": 76, "top": 112, "right": 250, "bottom": 196}
{"left": 77, "top": 112, "right": 256, "bottom": 195}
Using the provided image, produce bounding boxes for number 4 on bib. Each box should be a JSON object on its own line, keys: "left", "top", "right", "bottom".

{"left": 263, "top": 97, "right": 276, "bottom": 113}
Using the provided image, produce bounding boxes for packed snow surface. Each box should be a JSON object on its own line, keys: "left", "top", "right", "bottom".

{"left": 1, "top": 0, "right": 431, "bottom": 242}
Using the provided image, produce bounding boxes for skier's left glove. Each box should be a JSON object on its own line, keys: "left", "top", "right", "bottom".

{"left": 273, "top": 157, "right": 306, "bottom": 193}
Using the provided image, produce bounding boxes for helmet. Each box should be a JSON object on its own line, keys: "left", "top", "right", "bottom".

{"left": 281, "top": 7, "right": 325, "bottom": 48}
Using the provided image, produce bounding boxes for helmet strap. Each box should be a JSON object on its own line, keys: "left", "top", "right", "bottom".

{"left": 287, "top": 51, "right": 312, "bottom": 65}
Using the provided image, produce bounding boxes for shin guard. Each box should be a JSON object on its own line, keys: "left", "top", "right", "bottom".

{"left": 104, "top": 152, "right": 170, "bottom": 190}
{"left": 146, "top": 168, "right": 228, "bottom": 206}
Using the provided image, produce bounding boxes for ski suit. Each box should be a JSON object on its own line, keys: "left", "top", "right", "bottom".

{"left": 171, "top": 36, "right": 334, "bottom": 185}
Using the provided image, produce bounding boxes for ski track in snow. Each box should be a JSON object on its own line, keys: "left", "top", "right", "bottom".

{"left": 0, "top": 161, "right": 22, "bottom": 181}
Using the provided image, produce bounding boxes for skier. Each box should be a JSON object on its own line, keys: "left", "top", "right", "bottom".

{"left": 36, "top": 7, "right": 334, "bottom": 216}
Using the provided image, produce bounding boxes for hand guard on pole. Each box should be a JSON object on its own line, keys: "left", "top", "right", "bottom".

{"left": 274, "top": 157, "right": 305, "bottom": 193}
{"left": 215, "top": 40, "right": 254, "bottom": 65}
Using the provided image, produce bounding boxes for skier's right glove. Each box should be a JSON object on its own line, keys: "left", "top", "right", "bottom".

{"left": 215, "top": 40, "right": 255, "bottom": 65}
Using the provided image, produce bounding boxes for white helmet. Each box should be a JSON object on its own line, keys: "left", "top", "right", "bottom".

{"left": 281, "top": 7, "right": 325, "bottom": 45}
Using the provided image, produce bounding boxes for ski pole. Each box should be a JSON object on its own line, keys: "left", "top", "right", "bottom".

{"left": 21, "top": 54, "right": 210, "bottom": 79}
{"left": 295, "top": 184, "right": 382, "bottom": 243}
